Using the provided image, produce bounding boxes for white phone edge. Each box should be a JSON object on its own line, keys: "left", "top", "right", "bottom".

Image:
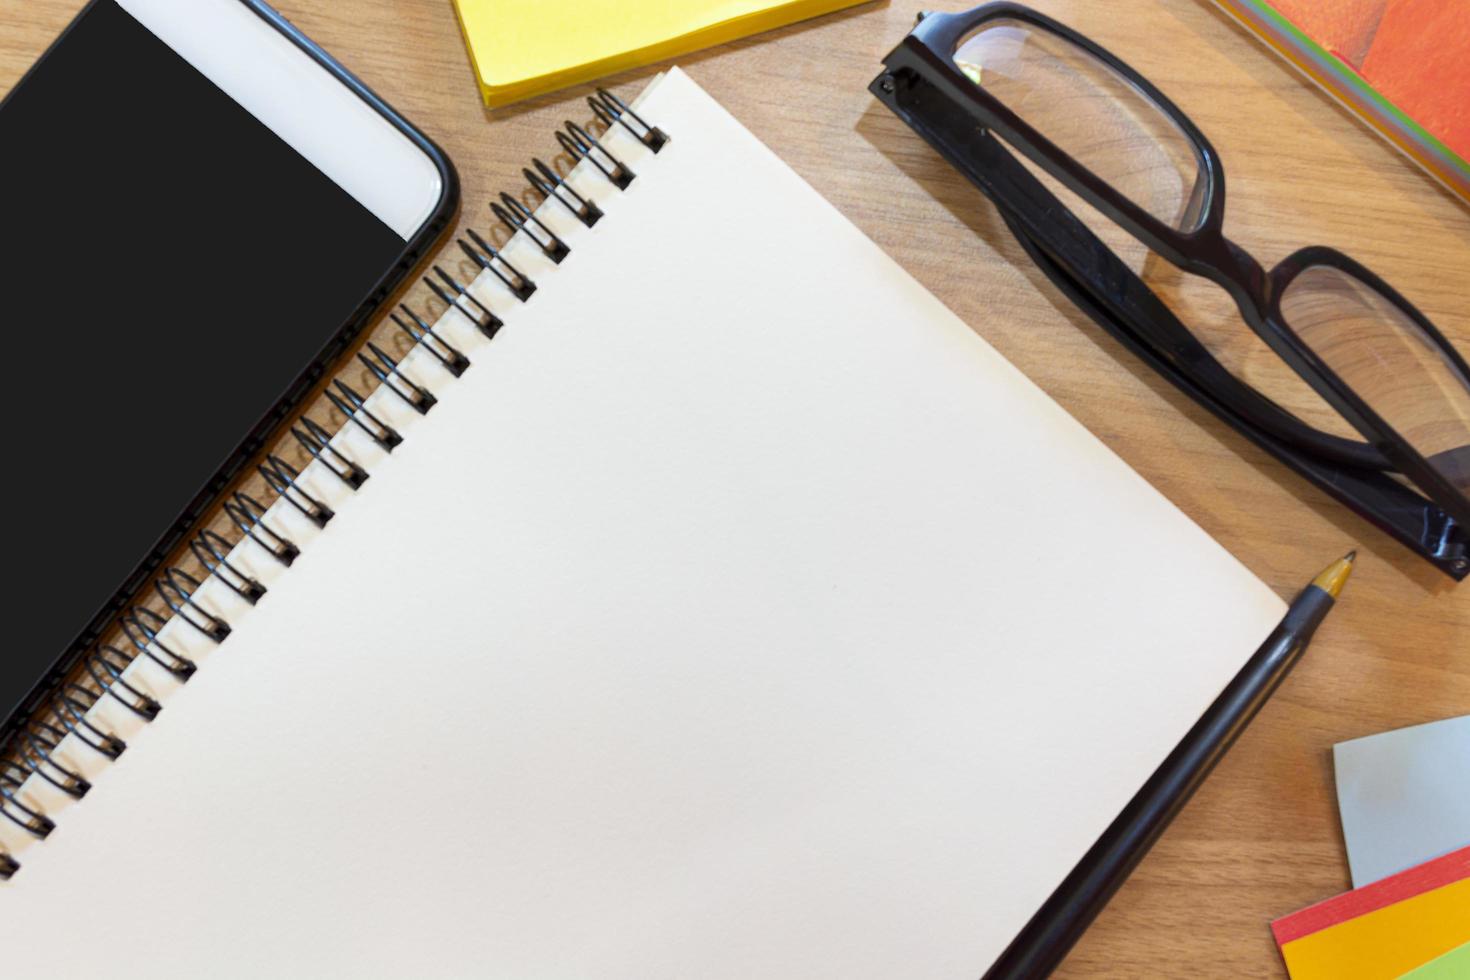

{"left": 116, "top": 0, "right": 443, "bottom": 241}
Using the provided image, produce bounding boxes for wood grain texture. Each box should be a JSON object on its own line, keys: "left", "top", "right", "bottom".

{"left": 2, "top": 1, "right": 1466, "bottom": 976}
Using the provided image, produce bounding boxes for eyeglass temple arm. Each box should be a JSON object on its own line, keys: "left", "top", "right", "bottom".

{"left": 1000, "top": 208, "right": 1469, "bottom": 580}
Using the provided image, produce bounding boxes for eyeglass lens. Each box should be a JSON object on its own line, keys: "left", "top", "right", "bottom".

{"left": 952, "top": 18, "right": 1210, "bottom": 233}
{"left": 1281, "top": 266, "right": 1470, "bottom": 494}
{"left": 948, "top": 17, "right": 1360, "bottom": 440}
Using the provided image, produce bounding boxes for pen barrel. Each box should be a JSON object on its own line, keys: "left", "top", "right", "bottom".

{"left": 982, "top": 586, "right": 1335, "bottom": 980}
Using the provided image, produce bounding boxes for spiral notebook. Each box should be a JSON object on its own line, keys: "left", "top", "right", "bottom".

{"left": 0, "top": 68, "right": 1286, "bottom": 977}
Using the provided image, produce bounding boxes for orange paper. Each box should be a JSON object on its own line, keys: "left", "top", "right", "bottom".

{"left": 1265, "top": 0, "right": 1385, "bottom": 66}
{"left": 1361, "top": 0, "right": 1470, "bottom": 163}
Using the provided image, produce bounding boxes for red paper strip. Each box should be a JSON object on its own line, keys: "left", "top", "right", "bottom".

{"left": 1272, "top": 846, "right": 1470, "bottom": 946}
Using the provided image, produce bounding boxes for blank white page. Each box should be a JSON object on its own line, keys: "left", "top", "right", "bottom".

{"left": 0, "top": 68, "right": 1285, "bottom": 977}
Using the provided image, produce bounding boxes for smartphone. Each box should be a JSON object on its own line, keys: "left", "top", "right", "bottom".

{"left": 0, "top": 0, "right": 458, "bottom": 736}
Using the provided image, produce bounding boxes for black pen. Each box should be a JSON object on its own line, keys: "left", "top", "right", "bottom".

{"left": 983, "top": 551, "right": 1357, "bottom": 980}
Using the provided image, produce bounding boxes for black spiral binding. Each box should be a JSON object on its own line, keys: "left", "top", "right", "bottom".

{"left": 558, "top": 121, "right": 636, "bottom": 190}
{"left": 3, "top": 761, "right": 56, "bottom": 841}
{"left": 392, "top": 306, "right": 471, "bottom": 377}
{"left": 525, "top": 158, "right": 602, "bottom": 228}
{"left": 261, "top": 454, "right": 336, "bottom": 528}
{"left": 156, "top": 569, "right": 232, "bottom": 643}
{"left": 225, "top": 491, "right": 301, "bottom": 566}
{"left": 589, "top": 88, "right": 669, "bottom": 153}
{"left": 294, "top": 417, "right": 371, "bottom": 489}
{"left": 326, "top": 381, "right": 403, "bottom": 453}
{"left": 86, "top": 645, "right": 163, "bottom": 721}
{"left": 191, "top": 530, "right": 269, "bottom": 604}
{"left": 121, "top": 608, "right": 198, "bottom": 680}
{"left": 0, "top": 86, "right": 665, "bottom": 882}
{"left": 492, "top": 193, "right": 570, "bottom": 264}
{"left": 18, "top": 723, "right": 89, "bottom": 799}
{"left": 458, "top": 229, "right": 537, "bottom": 303}
{"left": 425, "top": 267, "right": 502, "bottom": 339}
{"left": 358, "top": 342, "right": 437, "bottom": 416}
{"left": 51, "top": 685, "right": 126, "bottom": 760}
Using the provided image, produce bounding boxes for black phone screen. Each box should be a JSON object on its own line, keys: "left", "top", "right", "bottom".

{"left": 0, "top": 1, "right": 410, "bottom": 724}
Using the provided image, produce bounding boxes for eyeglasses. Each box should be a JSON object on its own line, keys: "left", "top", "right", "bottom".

{"left": 871, "top": 2, "right": 1470, "bottom": 580}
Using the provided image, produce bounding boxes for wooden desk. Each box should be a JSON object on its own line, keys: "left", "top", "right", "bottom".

{"left": 3, "top": 1, "right": 1466, "bottom": 975}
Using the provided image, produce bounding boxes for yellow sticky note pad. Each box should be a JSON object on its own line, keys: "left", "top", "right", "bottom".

{"left": 452, "top": 0, "right": 873, "bottom": 107}
{"left": 1279, "top": 878, "right": 1470, "bottom": 980}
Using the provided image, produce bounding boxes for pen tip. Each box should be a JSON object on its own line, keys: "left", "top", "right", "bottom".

{"left": 1312, "top": 551, "right": 1357, "bottom": 598}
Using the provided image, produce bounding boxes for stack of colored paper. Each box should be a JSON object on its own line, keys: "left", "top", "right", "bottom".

{"left": 451, "top": 0, "right": 872, "bottom": 108}
{"left": 1272, "top": 847, "right": 1470, "bottom": 980}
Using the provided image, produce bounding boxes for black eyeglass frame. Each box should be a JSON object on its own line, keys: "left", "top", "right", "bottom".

{"left": 871, "top": 2, "right": 1470, "bottom": 579}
